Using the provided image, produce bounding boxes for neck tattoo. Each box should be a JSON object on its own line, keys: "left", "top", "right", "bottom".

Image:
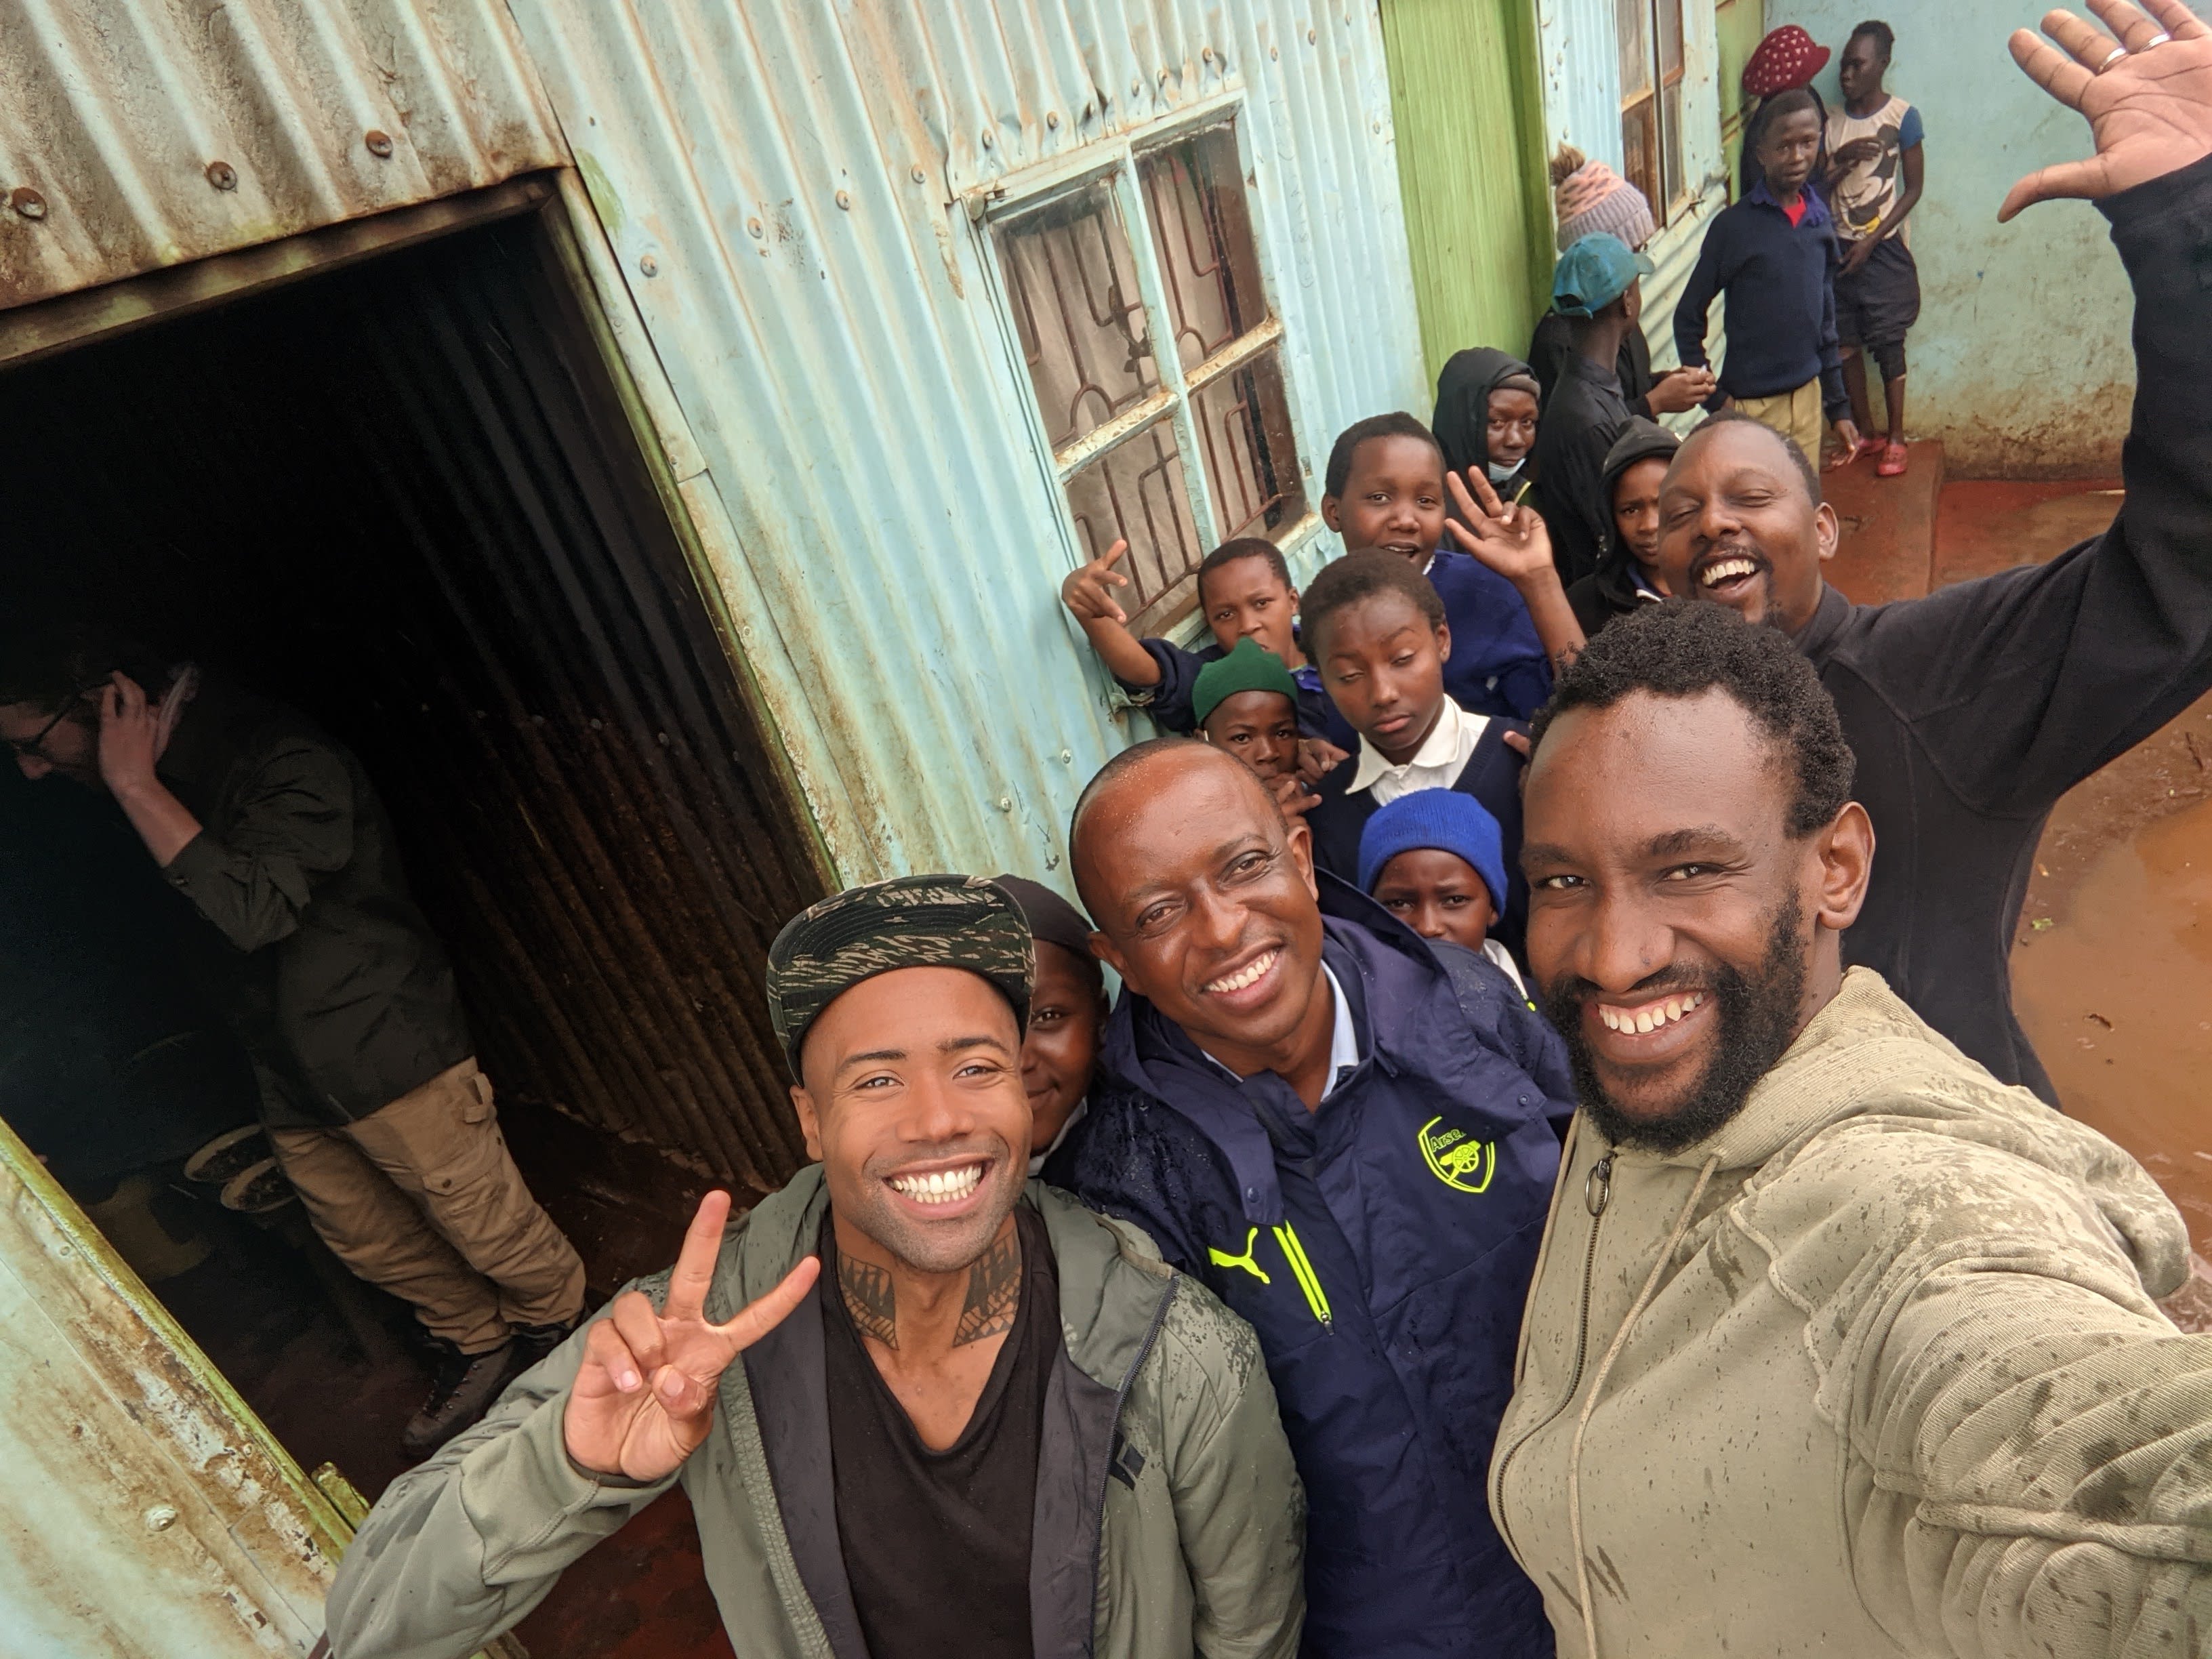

{"left": 954, "top": 1226, "right": 1023, "bottom": 1346}
{"left": 836, "top": 1224, "right": 1024, "bottom": 1351}
{"left": 839, "top": 1254, "right": 899, "bottom": 1349}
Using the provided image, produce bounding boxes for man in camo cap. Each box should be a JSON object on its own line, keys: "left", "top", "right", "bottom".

{"left": 330, "top": 873, "right": 1304, "bottom": 1659}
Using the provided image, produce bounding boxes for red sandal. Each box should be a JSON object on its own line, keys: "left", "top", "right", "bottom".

{"left": 1876, "top": 440, "right": 1909, "bottom": 478}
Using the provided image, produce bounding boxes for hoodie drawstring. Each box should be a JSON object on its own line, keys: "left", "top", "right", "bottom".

{"left": 1565, "top": 1151, "right": 1721, "bottom": 1657}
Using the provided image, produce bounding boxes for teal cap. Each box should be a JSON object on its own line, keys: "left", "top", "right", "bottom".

{"left": 1553, "top": 233, "right": 1657, "bottom": 319}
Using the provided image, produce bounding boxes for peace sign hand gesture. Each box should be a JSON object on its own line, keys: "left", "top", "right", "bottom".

{"left": 2003, "top": 0, "right": 2212, "bottom": 220}
{"left": 562, "top": 1190, "right": 819, "bottom": 1482}
{"left": 1444, "top": 468, "right": 1557, "bottom": 588}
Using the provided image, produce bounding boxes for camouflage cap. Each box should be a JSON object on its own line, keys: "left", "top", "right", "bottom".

{"left": 765, "top": 875, "right": 1035, "bottom": 1078}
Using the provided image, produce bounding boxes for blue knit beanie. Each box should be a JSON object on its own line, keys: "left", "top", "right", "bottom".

{"left": 1357, "top": 790, "right": 1509, "bottom": 915}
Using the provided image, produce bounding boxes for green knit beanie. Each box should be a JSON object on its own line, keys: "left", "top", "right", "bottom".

{"left": 1192, "top": 636, "right": 1301, "bottom": 728}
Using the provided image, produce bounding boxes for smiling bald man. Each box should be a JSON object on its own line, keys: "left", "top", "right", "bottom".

{"left": 1057, "top": 739, "right": 1572, "bottom": 1659}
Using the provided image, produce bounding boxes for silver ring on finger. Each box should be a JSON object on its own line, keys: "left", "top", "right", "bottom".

{"left": 2144, "top": 31, "right": 2174, "bottom": 46}
{"left": 2097, "top": 43, "right": 2130, "bottom": 70}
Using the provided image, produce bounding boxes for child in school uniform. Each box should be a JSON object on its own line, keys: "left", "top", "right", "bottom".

{"left": 1358, "top": 788, "right": 1533, "bottom": 1004}
{"left": 1319, "top": 413, "right": 1553, "bottom": 720}
{"left": 1059, "top": 535, "right": 1350, "bottom": 745}
{"left": 1190, "top": 637, "right": 1318, "bottom": 819}
{"left": 1675, "top": 86, "right": 1863, "bottom": 469}
{"left": 1298, "top": 551, "right": 1528, "bottom": 941}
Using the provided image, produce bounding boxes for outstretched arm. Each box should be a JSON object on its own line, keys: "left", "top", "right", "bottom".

{"left": 1061, "top": 539, "right": 1164, "bottom": 689}
{"left": 1445, "top": 470, "right": 1588, "bottom": 674}
{"left": 1847, "top": 0, "right": 2212, "bottom": 812}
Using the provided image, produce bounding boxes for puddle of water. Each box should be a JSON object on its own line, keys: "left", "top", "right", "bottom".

{"left": 2013, "top": 795, "right": 2212, "bottom": 1256}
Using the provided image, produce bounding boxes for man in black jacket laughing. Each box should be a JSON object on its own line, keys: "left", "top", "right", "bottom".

{"left": 1650, "top": 0, "right": 2212, "bottom": 1102}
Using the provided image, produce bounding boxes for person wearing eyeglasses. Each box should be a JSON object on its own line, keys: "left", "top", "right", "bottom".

{"left": 0, "top": 626, "right": 587, "bottom": 1458}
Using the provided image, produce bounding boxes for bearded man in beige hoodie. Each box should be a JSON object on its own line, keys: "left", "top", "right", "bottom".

{"left": 1490, "top": 592, "right": 2212, "bottom": 1654}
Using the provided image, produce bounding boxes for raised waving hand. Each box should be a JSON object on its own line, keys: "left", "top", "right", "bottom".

{"left": 563, "top": 1190, "right": 819, "bottom": 1482}
{"left": 2003, "top": 0, "right": 2212, "bottom": 220}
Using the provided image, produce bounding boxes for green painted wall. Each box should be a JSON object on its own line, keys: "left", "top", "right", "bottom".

{"left": 1378, "top": 0, "right": 1555, "bottom": 394}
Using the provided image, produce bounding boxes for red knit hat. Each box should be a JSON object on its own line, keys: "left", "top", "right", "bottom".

{"left": 1742, "top": 25, "right": 1830, "bottom": 98}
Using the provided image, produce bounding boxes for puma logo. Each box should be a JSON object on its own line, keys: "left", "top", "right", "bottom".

{"left": 1207, "top": 1227, "right": 1272, "bottom": 1285}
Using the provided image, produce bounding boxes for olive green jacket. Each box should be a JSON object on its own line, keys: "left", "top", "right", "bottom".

{"left": 1491, "top": 968, "right": 2212, "bottom": 1657}
{"left": 326, "top": 1172, "right": 1304, "bottom": 1659}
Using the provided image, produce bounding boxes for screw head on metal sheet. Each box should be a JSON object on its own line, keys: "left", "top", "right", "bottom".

{"left": 1307, "top": 26, "right": 1317, "bottom": 43}
{"left": 1271, "top": 45, "right": 1280, "bottom": 59}
{"left": 835, "top": 189, "right": 852, "bottom": 210}
{"left": 997, "top": 796, "right": 1013, "bottom": 813}
{"left": 365, "top": 129, "right": 394, "bottom": 159}
{"left": 747, "top": 216, "right": 764, "bottom": 239}
{"left": 205, "top": 161, "right": 237, "bottom": 191}
{"left": 1131, "top": 77, "right": 1143, "bottom": 96}
{"left": 143, "top": 1505, "right": 178, "bottom": 1532}
{"left": 9, "top": 187, "right": 47, "bottom": 220}
{"left": 1059, "top": 748, "right": 1073, "bottom": 763}
{"left": 1203, "top": 47, "right": 1214, "bottom": 64}
{"left": 909, "top": 165, "right": 926, "bottom": 184}
{"left": 1046, "top": 110, "right": 1060, "bottom": 129}
{"left": 980, "top": 129, "right": 994, "bottom": 150}
{"left": 640, "top": 253, "right": 658, "bottom": 276}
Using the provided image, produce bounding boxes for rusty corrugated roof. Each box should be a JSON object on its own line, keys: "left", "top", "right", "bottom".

{"left": 0, "top": 0, "right": 567, "bottom": 310}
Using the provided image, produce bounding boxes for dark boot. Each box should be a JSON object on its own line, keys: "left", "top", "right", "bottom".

{"left": 401, "top": 1340, "right": 516, "bottom": 1458}
{"left": 510, "top": 1320, "right": 578, "bottom": 1374}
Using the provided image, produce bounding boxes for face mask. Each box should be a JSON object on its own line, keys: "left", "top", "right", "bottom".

{"left": 1487, "top": 459, "right": 1522, "bottom": 483}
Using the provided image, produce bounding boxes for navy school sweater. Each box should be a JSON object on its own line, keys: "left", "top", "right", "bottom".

{"left": 1121, "top": 554, "right": 1552, "bottom": 742}
{"left": 1303, "top": 715, "right": 1530, "bottom": 947}
{"left": 1673, "top": 177, "right": 1847, "bottom": 417}
{"left": 1053, "top": 880, "right": 1572, "bottom": 1659}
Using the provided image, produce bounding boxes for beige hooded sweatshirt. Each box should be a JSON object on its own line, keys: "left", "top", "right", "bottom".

{"left": 1490, "top": 968, "right": 2212, "bottom": 1657}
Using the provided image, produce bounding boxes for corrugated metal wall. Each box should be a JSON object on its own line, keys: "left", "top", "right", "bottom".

{"left": 0, "top": 0, "right": 563, "bottom": 308}
{"left": 0, "top": 1115, "right": 348, "bottom": 1656}
{"left": 507, "top": 0, "right": 1430, "bottom": 886}
{"left": 1378, "top": 0, "right": 1555, "bottom": 384}
{"left": 1535, "top": 0, "right": 1626, "bottom": 171}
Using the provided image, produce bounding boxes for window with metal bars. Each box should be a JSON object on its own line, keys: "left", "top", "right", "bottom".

{"left": 994, "top": 119, "right": 1307, "bottom": 634}
{"left": 1618, "top": 0, "right": 1689, "bottom": 225}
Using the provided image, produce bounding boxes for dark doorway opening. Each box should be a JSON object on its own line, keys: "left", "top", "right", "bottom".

{"left": 0, "top": 197, "right": 822, "bottom": 1657}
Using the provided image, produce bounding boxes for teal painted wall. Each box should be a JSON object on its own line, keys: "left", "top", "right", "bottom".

{"left": 1771, "top": 1, "right": 2133, "bottom": 476}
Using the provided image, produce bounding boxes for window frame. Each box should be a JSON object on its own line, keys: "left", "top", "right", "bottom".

{"left": 1619, "top": 0, "right": 1692, "bottom": 227}
{"left": 974, "top": 93, "right": 1315, "bottom": 635}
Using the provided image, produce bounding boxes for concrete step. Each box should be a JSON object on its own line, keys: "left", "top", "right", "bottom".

{"left": 1823, "top": 438, "right": 1947, "bottom": 605}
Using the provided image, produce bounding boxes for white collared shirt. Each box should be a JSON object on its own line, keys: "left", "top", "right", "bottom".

{"left": 1482, "top": 937, "right": 1530, "bottom": 1000}
{"left": 1028, "top": 1098, "right": 1088, "bottom": 1176}
{"left": 1347, "top": 694, "right": 1490, "bottom": 806}
{"left": 1198, "top": 964, "right": 1364, "bottom": 1101}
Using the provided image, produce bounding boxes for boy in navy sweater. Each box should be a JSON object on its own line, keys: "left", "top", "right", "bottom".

{"left": 1319, "top": 413, "right": 1553, "bottom": 720}
{"left": 1060, "top": 535, "right": 1347, "bottom": 742}
{"left": 1298, "top": 552, "right": 1528, "bottom": 941}
{"left": 1675, "top": 87, "right": 1863, "bottom": 468}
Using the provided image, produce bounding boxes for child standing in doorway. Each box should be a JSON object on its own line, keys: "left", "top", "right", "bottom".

{"left": 1826, "top": 19, "right": 1925, "bottom": 478}
{"left": 1675, "top": 87, "right": 1862, "bottom": 469}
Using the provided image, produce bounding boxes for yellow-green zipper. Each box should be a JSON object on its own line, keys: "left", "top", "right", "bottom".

{"left": 1271, "top": 1221, "right": 1332, "bottom": 1326}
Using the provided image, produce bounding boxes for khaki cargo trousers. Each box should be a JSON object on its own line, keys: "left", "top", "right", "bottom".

{"left": 269, "top": 1058, "right": 586, "bottom": 1355}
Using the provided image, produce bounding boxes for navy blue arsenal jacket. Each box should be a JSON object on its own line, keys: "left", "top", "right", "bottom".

{"left": 1053, "top": 880, "right": 1572, "bottom": 1658}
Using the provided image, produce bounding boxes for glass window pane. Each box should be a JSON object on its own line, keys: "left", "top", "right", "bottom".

{"left": 1662, "top": 80, "right": 1685, "bottom": 206}
{"left": 1621, "top": 98, "right": 1659, "bottom": 218}
{"left": 1616, "top": 0, "right": 1653, "bottom": 98}
{"left": 1191, "top": 349, "right": 1307, "bottom": 544}
{"left": 1658, "top": 0, "right": 1684, "bottom": 79}
{"left": 1137, "top": 125, "right": 1269, "bottom": 373}
{"left": 1065, "top": 418, "right": 1204, "bottom": 634}
{"left": 996, "top": 178, "right": 1158, "bottom": 453}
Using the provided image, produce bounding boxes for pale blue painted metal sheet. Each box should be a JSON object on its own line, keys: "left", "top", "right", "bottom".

{"left": 0, "top": 1116, "right": 349, "bottom": 1656}
{"left": 1536, "top": 0, "right": 1625, "bottom": 172}
{"left": 508, "top": 0, "right": 1428, "bottom": 886}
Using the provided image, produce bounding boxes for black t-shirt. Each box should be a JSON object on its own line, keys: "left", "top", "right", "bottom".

{"left": 820, "top": 1204, "right": 1059, "bottom": 1659}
